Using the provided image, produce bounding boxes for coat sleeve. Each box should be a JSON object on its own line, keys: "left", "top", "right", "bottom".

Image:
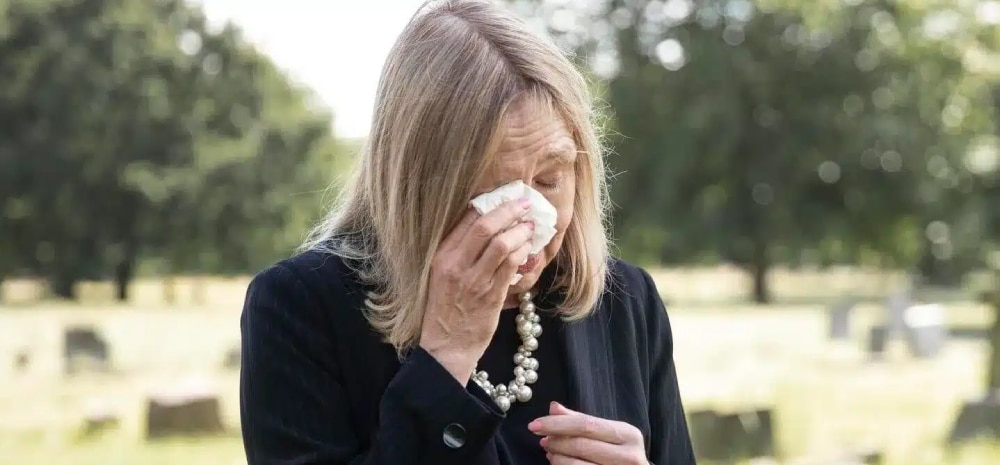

{"left": 637, "top": 268, "right": 696, "bottom": 465}
{"left": 239, "top": 264, "right": 504, "bottom": 465}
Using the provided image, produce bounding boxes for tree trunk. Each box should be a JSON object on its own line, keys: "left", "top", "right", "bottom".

{"left": 113, "top": 241, "right": 137, "bottom": 302}
{"left": 987, "top": 290, "right": 1000, "bottom": 393}
{"left": 49, "top": 271, "right": 77, "bottom": 300}
{"left": 751, "top": 261, "right": 771, "bottom": 304}
{"left": 114, "top": 257, "right": 133, "bottom": 302}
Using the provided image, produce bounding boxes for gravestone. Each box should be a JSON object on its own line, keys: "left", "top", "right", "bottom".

{"left": 145, "top": 381, "right": 225, "bottom": 439}
{"left": 687, "top": 408, "right": 774, "bottom": 461}
{"left": 63, "top": 326, "right": 110, "bottom": 374}
{"left": 80, "top": 399, "right": 119, "bottom": 437}
{"left": 828, "top": 297, "right": 858, "bottom": 340}
{"left": 948, "top": 289, "right": 1000, "bottom": 444}
{"left": 13, "top": 349, "right": 29, "bottom": 372}
{"left": 866, "top": 326, "right": 888, "bottom": 359}
{"left": 884, "top": 290, "right": 910, "bottom": 336}
{"left": 901, "top": 304, "right": 946, "bottom": 359}
{"left": 222, "top": 346, "right": 240, "bottom": 369}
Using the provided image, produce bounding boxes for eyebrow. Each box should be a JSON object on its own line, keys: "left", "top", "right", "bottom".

{"left": 547, "top": 145, "right": 579, "bottom": 165}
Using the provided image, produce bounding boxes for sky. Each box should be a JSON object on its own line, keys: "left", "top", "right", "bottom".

{"left": 191, "top": 0, "right": 429, "bottom": 138}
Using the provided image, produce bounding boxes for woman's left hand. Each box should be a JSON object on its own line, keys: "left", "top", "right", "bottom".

{"left": 529, "top": 402, "right": 649, "bottom": 465}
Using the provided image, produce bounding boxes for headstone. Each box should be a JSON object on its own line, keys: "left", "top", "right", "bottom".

{"left": 80, "top": 398, "right": 119, "bottom": 437}
{"left": 947, "top": 394, "right": 1000, "bottom": 444}
{"left": 687, "top": 408, "right": 774, "bottom": 461}
{"left": 792, "top": 448, "right": 882, "bottom": 465}
{"left": 13, "top": 349, "right": 29, "bottom": 372}
{"left": 223, "top": 346, "right": 240, "bottom": 369}
{"left": 63, "top": 326, "right": 110, "bottom": 374}
{"left": 828, "top": 298, "right": 858, "bottom": 340}
{"left": 902, "top": 304, "right": 946, "bottom": 359}
{"left": 145, "top": 380, "right": 225, "bottom": 439}
{"left": 884, "top": 291, "right": 910, "bottom": 336}
{"left": 947, "top": 291, "right": 1000, "bottom": 444}
{"left": 867, "top": 326, "right": 888, "bottom": 359}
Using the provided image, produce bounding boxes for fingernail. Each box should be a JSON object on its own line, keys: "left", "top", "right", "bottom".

{"left": 528, "top": 420, "right": 541, "bottom": 431}
{"left": 518, "top": 197, "right": 531, "bottom": 209}
{"left": 540, "top": 437, "right": 549, "bottom": 447}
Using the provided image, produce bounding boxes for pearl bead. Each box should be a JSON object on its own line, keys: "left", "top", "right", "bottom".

{"left": 471, "top": 291, "right": 543, "bottom": 412}
{"left": 518, "top": 321, "right": 533, "bottom": 336}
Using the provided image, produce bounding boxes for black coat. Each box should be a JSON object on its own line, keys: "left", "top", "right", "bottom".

{"left": 239, "top": 250, "right": 695, "bottom": 465}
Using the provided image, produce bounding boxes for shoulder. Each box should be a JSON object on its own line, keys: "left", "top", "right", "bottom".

{"left": 243, "top": 249, "right": 367, "bottom": 322}
{"left": 603, "top": 256, "right": 660, "bottom": 307}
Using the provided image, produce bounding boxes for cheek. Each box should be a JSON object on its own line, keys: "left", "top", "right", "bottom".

{"left": 548, "top": 182, "right": 575, "bottom": 233}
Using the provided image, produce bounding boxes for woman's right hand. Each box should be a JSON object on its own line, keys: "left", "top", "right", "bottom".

{"left": 420, "top": 197, "right": 536, "bottom": 384}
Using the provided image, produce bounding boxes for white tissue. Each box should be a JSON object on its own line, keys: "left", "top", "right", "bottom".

{"left": 470, "top": 181, "right": 558, "bottom": 285}
{"left": 471, "top": 181, "right": 558, "bottom": 280}
{"left": 470, "top": 180, "right": 558, "bottom": 254}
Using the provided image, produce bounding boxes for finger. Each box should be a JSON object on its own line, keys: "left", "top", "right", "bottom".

{"left": 491, "top": 234, "right": 533, "bottom": 285}
{"left": 473, "top": 220, "right": 534, "bottom": 280}
{"left": 529, "top": 415, "right": 628, "bottom": 444}
{"left": 546, "top": 452, "right": 598, "bottom": 465}
{"left": 551, "top": 401, "right": 575, "bottom": 416}
{"left": 439, "top": 208, "right": 479, "bottom": 251}
{"left": 457, "top": 198, "right": 531, "bottom": 263}
{"left": 542, "top": 436, "right": 620, "bottom": 464}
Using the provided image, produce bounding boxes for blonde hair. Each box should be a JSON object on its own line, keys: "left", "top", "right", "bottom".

{"left": 302, "top": 0, "right": 610, "bottom": 354}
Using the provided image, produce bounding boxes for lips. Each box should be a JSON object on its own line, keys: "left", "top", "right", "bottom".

{"left": 517, "top": 254, "right": 540, "bottom": 274}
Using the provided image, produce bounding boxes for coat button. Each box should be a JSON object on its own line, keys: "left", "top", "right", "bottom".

{"left": 442, "top": 423, "right": 467, "bottom": 449}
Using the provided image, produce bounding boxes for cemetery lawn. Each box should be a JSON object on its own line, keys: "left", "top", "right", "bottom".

{"left": 1, "top": 300, "right": 998, "bottom": 465}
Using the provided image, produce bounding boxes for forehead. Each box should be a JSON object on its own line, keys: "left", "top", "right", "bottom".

{"left": 494, "top": 98, "right": 577, "bottom": 166}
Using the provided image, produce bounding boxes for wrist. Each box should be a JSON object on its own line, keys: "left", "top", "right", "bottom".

{"left": 420, "top": 343, "right": 477, "bottom": 384}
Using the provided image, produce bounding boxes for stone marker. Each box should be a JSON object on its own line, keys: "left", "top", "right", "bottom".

{"left": 80, "top": 398, "right": 119, "bottom": 437}
{"left": 13, "top": 349, "right": 29, "bottom": 372}
{"left": 901, "top": 304, "right": 946, "bottom": 359}
{"left": 792, "top": 448, "right": 882, "bottom": 465}
{"left": 63, "top": 326, "right": 110, "bottom": 374}
{"left": 948, "top": 289, "right": 1000, "bottom": 444}
{"left": 866, "top": 326, "right": 888, "bottom": 359}
{"left": 223, "top": 346, "right": 240, "bottom": 369}
{"left": 884, "top": 290, "right": 911, "bottom": 336}
{"left": 687, "top": 408, "right": 774, "bottom": 461}
{"left": 145, "top": 381, "right": 225, "bottom": 439}
{"left": 828, "top": 297, "right": 858, "bottom": 340}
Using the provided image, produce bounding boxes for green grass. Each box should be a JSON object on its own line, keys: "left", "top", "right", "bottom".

{"left": 0, "top": 297, "right": 998, "bottom": 464}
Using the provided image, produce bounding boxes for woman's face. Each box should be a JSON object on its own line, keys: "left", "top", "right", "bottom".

{"left": 474, "top": 98, "right": 577, "bottom": 304}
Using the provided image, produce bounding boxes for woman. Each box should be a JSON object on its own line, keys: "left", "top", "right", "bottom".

{"left": 239, "top": 1, "right": 694, "bottom": 464}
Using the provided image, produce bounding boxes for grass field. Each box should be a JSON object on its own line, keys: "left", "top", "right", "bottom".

{"left": 1, "top": 272, "right": 998, "bottom": 465}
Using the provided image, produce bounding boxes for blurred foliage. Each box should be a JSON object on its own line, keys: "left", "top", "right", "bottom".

{"left": 0, "top": 0, "right": 344, "bottom": 299}
{"left": 510, "top": 0, "right": 1000, "bottom": 301}
{"left": 2, "top": 0, "right": 1000, "bottom": 304}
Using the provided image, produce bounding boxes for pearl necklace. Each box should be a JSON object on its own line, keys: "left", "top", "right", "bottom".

{"left": 471, "top": 291, "right": 542, "bottom": 412}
